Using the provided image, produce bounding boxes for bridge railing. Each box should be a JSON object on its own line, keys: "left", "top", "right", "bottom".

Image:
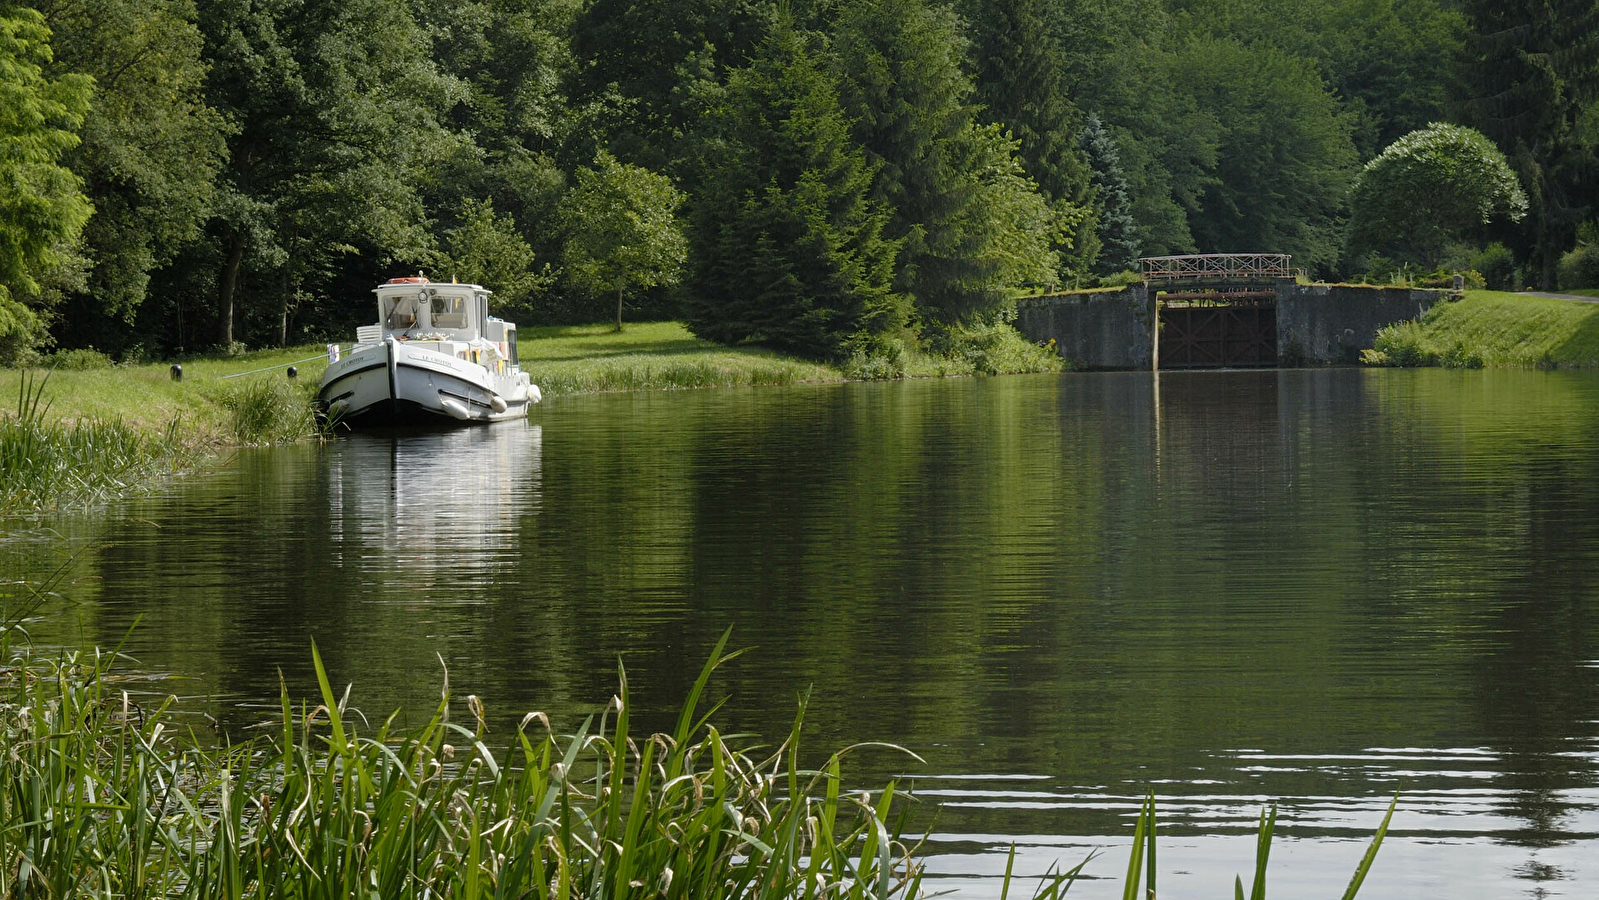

{"left": 1140, "top": 253, "right": 1296, "bottom": 283}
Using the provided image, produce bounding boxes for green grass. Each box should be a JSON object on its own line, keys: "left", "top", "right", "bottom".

{"left": 0, "top": 345, "right": 332, "bottom": 441}
{"left": 1, "top": 322, "right": 1065, "bottom": 436}
{"left": 0, "top": 321, "right": 1062, "bottom": 512}
{"left": 1365, "top": 290, "right": 1599, "bottom": 368}
{"left": 520, "top": 322, "right": 842, "bottom": 394}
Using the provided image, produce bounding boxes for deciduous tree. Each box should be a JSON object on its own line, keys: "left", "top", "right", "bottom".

{"left": 1454, "top": 0, "right": 1599, "bottom": 288}
{"left": 1170, "top": 37, "right": 1358, "bottom": 273}
{"left": 434, "top": 198, "right": 546, "bottom": 308}
{"left": 197, "top": 0, "right": 460, "bottom": 348}
{"left": 561, "top": 151, "right": 687, "bottom": 331}
{"left": 29, "top": 0, "right": 225, "bottom": 353}
{"left": 0, "top": 4, "right": 91, "bottom": 363}
{"left": 1348, "top": 123, "right": 1528, "bottom": 268}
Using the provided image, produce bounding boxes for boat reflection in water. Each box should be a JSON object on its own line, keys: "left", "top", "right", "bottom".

{"left": 324, "top": 423, "right": 542, "bottom": 591}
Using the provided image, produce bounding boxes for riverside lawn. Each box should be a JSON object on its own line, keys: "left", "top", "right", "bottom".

{"left": 0, "top": 321, "right": 1056, "bottom": 512}
{"left": 0, "top": 321, "right": 1061, "bottom": 443}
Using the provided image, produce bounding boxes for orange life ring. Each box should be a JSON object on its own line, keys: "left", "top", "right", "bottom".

{"left": 385, "top": 276, "right": 429, "bottom": 284}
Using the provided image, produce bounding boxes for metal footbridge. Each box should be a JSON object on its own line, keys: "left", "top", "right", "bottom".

{"left": 1140, "top": 253, "right": 1299, "bottom": 288}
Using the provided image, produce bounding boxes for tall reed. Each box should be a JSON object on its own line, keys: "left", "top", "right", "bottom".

{"left": 216, "top": 377, "right": 320, "bottom": 444}
{"left": 0, "top": 616, "right": 1397, "bottom": 899}
{"left": 0, "top": 631, "right": 940, "bottom": 900}
{"left": 0, "top": 371, "right": 186, "bottom": 514}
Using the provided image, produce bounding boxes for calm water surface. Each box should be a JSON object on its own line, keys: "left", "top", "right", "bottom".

{"left": 11, "top": 368, "right": 1599, "bottom": 898}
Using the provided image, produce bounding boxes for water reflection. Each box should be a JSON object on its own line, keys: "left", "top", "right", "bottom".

{"left": 12, "top": 370, "right": 1599, "bottom": 899}
{"left": 326, "top": 425, "right": 543, "bottom": 587}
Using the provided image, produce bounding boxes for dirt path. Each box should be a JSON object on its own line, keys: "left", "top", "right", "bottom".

{"left": 1520, "top": 291, "right": 1599, "bottom": 304}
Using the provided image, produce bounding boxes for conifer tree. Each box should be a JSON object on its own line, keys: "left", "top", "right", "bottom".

{"left": 963, "top": 0, "right": 1099, "bottom": 275}
{"left": 834, "top": 0, "right": 1066, "bottom": 323}
{"left": 1079, "top": 115, "right": 1140, "bottom": 275}
{"left": 683, "top": 16, "right": 905, "bottom": 359}
{"left": 1454, "top": 0, "right": 1599, "bottom": 288}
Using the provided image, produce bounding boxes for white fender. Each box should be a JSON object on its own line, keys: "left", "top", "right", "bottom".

{"left": 439, "top": 396, "right": 472, "bottom": 420}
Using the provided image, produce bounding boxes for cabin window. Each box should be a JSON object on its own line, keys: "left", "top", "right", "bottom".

{"left": 506, "top": 326, "right": 519, "bottom": 365}
{"left": 431, "top": 293, "right": 468, "bottom": 329}
{"left": 384, "top": 295, "right": 417, "bottom": 329}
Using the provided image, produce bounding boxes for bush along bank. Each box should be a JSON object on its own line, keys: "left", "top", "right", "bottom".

{"left": 0, "top": 615, "right": 1400, "bottom": 900}
{"left": 1363, "top": 290, "right": 1599, "bottom": 368}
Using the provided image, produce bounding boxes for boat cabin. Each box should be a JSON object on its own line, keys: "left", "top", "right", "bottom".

{"left": 366, "top": 278, "right": 519, "bottom": 364}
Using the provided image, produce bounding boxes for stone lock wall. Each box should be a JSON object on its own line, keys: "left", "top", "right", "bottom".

{"left": 1015, "top": 284, "right": 1154, "bottom": 370}
{"left": 1274, "top": 283, "right": 1440, "bottom": 365}
{"left": 1015, "top": 282, "right": 1443, "bottom": 369}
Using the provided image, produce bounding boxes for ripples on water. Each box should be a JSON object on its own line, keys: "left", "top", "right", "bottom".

{"left": 9, "top": 368, "right": 1599, "bottom": 898}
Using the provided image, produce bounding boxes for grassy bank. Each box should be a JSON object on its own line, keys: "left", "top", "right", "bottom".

{"left": 0, "top": 373, "right": 193, "bottom": 515}
{"left": 1, "top": 322, "right": 1061, "bottom": 439}
{"left": 1365, "top": 290, "right": 1599, "bottom": 368}
{"left": 520, "top": 322, "right": 842, "bottom": 392}
{"left": 0, "top": 322, "right": 1059, "bottom": 513}
{"left": 0, "top": 346, "right": 331, "bottom": 440}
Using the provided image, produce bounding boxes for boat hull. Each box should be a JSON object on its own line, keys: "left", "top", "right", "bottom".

{"left": 318, "top": 340, "right": 537, "bottom": 426}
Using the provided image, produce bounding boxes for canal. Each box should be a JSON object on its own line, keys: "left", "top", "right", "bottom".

{"left": 9, "top": 368, "right": 1599, "bottom": 898}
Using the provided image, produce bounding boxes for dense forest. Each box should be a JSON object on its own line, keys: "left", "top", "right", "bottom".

{"left": 0, "top": 0, "right": 1594, "bottom": 365}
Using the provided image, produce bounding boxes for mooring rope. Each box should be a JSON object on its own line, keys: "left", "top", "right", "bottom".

{"left": 218, "top": 353, "right": 329, "bottom": 379}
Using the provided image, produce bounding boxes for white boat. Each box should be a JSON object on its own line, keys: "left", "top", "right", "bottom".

{"left": 318, "top": 277, "right": 541, "bottom": 425}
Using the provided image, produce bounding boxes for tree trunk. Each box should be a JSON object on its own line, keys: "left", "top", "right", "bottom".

{"left": 615, "top": 282, "right": 624, "bottom": 332}
{"left": 218, "top": 231, "right": 246, "bottom": 348}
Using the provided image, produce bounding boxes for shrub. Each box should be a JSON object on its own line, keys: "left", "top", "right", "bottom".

{"left": 1557, "top": 243, "right": 1599, "bottom": 291}
{"left": 0, "top": 288, "right": 48, "bottom": 368}
{"left": 930, "top": 321, "right": 1063, "bottom": 375}
{"left": 43, "top": 348, "right": 113, "bottom": 370}
{"left": 1096, "top": 269, "right": 1143, "bottom": 288}
{"left": 842, "top": 338, "right": 908, "bottom": 380}
{"left": 1370, "top": 321, "right": 1437, "bottom": 366}
{"left": 1473, "top": 243, "right": 1517, "bottom": 290}
{"left": 1439, "top": 341, "right": 1484, "bottom": 369}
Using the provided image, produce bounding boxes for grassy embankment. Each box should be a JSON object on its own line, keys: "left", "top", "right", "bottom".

{"left": 1366, "top": 289, "right": 1599, "bottom": 368}
{"left": 0, "top": 322, "right": 1058, "bottom": 512}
